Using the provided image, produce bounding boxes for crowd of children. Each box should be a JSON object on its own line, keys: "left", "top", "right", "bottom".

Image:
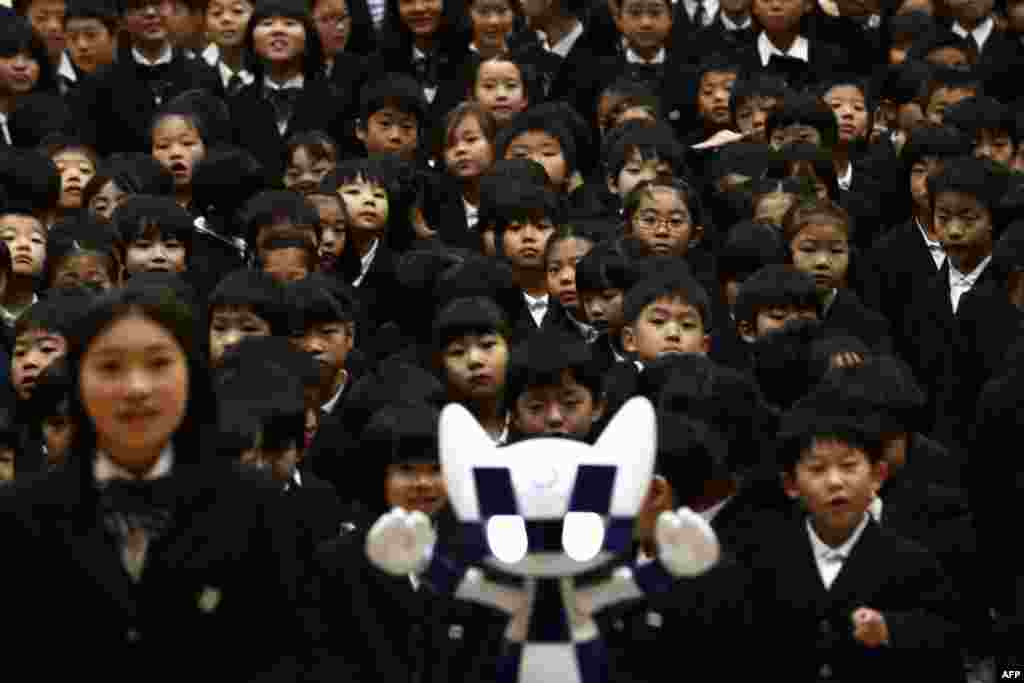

{"left": 0, "top": 0, "right": 1022, "bottom": 676}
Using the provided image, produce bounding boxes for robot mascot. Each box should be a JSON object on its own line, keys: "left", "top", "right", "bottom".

{"left": 366, "top": 397, "right": 721, "bottom": 683}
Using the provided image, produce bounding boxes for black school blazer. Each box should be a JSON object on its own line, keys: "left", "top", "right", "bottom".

{"left": 0, "top": 457, "right": 307, "bottom": 683}
{"left": 73, "top": 44, "right": 222, "bottom": 156}
{"left": 228, "top": 76, "right": 355, "bottom": 182}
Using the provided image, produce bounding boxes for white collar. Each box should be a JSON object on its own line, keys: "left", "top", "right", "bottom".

{"left": 132, "top": 44, "right": 174, "bottom": 67}
{"left": 0, "top": 111, "right": 10, "bottom": 146}
{"left": 95, "top": 444, "right": 175, "bottom": 483}
{"left": 684, "top": 0, "right": 719, "bottom": 24}
{"left": 625, "top": 45, "right": 666, "bottom": 64}
{"left": 292, "top": 468, "right": 303, "bottom": 488}
{"left": 201, "top": 42, "right": 220, "bottom": 66}
{"left": 949, "top": 253, "right": 992, "bottom": 285}
{"left": 353, "top": 238, "right": 379, "bottom": 287}
{"left": 523, "top": 291, "right": 549, "bottom": 327}
{"left": 837, "top": 162, "right": 853, "bottom": 191}
{"left": 806, "top": 509, "right": 870, "bottom": 562}
{"left": 868, "top": 495, "right": 882, "bottom": 523}
{"left": 914, "top": 217, "right": 946, "bottom": 268}
{"left": 58, "top": 51, "right": 77, "bottom": 82}
{"left": 720, "top": 12, "right": 751, "bottom": 30}
{"left": 536, "top": 20, "right": 583, "bottom": 58}
{"left": 412, "top": 45, "right": 429, "bottom": 61}
{"left": 203, "top": 43, "right": 255, "bottom": 89}
{"left": 0, "top": 292, "right": 39, "bottom": 325}
{"left": 321, "top": 370, "right": 349, "bottom": 414}
{"left": 264, "top": 73, "right": 304, "bottom": 90}
{"left": 952, "top": 15, "right": 994, "bottom": 51}
{"left": 757, "top": 31, "right": 809, "bottom": 67}
{"left": 463, "top": 197, "right": 478, "bottom": 228}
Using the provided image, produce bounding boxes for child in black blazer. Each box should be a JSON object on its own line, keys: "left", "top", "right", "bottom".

{"left": 0, "top": 285, "right": 307, "bottom": 681}
{"left": 0, "top": 17, "right": 60, "bottom": 147}
{"left": 229, "top": 0, "right": 352, "bottom": 183}
{"left": 754, "top": 394, "right": 966, "bottom": 680}
{"left": 72, "top": 0, "right": 221, "bottom": 156}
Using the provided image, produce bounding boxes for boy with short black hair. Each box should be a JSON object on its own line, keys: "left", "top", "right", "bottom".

{"left": 752, "top": 398, "right": 965, "bottom": 678}
{"left": 603, "top": 120, "right": 688, "bottom": 209}
{"left": 729, "top": 73, "right": 787, "bottom": 143}
{"left": 239, "top": 189, "right": 322, "bottom": 264}
{"left": 922, "top": 67, "right": 982, "bottom": 125}
{"left": 505, "top": 328, "right": 606, "bottom": 441}
{"left": 765, "top": 93, "right": 839, "bottom": 151}
{"left": 942, "top": 95, "right": 1017, "bottom": 167}
{"left": 61, "top": 0, "right": 119, "bottom": 91}
{"left": 621, "top": 271, "right": 712, "bottom": 364}
{"left": 355, "top": 72, "right": 428, "bottom": 162}
{"left": 260, "top": 232, "right": 317, "bottom": 284}
{"left": 284, "top": 273, "right": 357, "bottom": 416}
{"left": 733, "top": 264, "right": 820, "bottom": 344}
{"left": 0, "top": 208, "right": 47, "bottom": 327}
{"left": 10, "top": 287, "right": 91, "bottom": 403}
{"left": 207, "top": 267, "right": 289, "bottom": 368}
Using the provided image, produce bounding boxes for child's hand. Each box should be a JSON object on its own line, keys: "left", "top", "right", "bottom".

{"left": 852, "top": 607, "right": 890, "bottom": 648}
{"left": 691, "top": 130, "right": 746, "bottom": 150}
{"left": 829, "top": 351, "right": 864, "bottom": 369}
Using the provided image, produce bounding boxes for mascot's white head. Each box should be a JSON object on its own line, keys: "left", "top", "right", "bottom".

{"left": 440, "top": 396, "right": 655, "bottom": 577}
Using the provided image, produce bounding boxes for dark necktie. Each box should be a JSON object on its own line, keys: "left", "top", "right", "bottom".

{"left": 265, "top": 86, "right": 301, "bottom": 131}
{"left": 412, "top": 52, "right": 439, "bottom": 90}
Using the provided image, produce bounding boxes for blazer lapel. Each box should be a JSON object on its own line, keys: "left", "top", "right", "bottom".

{"left": 826, "top": 519, "right": 883, "bottom": 605}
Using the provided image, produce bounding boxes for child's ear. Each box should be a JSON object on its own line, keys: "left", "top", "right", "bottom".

{"left": 644, "top": 474, "right": 673, "bottom": 512}
{"left": 737, "top": 319, "right": 756, "bottom": 343}
{"left": 621, "top": 325, "right": 637, "bottom": 353}
{"left": 701, "top": 333, "right": 711, "bottom": 354}
{"left": 781, "top": 471, "right": 801, "bottom": 500}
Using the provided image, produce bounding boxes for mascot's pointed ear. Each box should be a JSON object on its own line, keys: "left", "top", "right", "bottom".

{"left": 439, "top": 402, "right": 500, "bottom": 522}
{"left": 594, "top": 396, "right": 657, "bottom": 517}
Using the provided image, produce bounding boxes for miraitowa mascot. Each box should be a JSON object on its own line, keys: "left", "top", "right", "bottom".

{"left": 366, "top": 396, "right": 721, "bottom": 683}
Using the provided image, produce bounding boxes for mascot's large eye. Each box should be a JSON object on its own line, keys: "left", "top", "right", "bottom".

{"left": 562, "top": 512, "right": 605, "bottom": 562}
{"left": 487, "top": 515, "right": 528, "bottom": 563}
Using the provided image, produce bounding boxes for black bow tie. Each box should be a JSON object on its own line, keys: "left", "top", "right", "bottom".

{"left": 98, "top": 477, "right": 178, "bottom": 540}
{"left": 766, "top": 55, "right": 808, "bottom": 89}
{"left": 137, "top": 61, "right": 172, "bottom": 82}
{"left": 265, "top": 86, "right": 301, "bottom": 126}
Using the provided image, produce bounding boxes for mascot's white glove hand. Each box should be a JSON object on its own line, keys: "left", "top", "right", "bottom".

{"left": 366, "top": 507, "right": 437, "bottom": 576}
{"left": 655, "top": 506, "right": 721, "bottom": 577}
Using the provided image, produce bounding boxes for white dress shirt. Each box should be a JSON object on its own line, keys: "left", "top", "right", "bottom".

{"left": 836, "top": 162, "right": 852, "bottom": 191}
{"left": 757, "top": 31, "right": 809, "bottom": 67}
{"left": 949, "top": 254, "right": 991, "bottom": 313}
{"left": 806, "top": 511, "right": 870, "bottom": 590}
{"left": 868, "top": 495, "right": 883, "bottom": 524}
{"left": 353, "top": 238, "right": 379, "bottom": 287}
{"left": 95, "top": 444, "right": 175, "bottom": 482}
{"left": 463, "top": 197, "right": 479, "bottom": 230}
{"left": 0, "top": 111, "right": 10, "bottom": 146}
{"left": 720, "top": 12, "right": 751, "bottom": 30}
{"left": 683, "top": 0, "right": 719, "bottom": 26}
{"left": 625, "top": 45, "right": 667, "bottom": 64}
{"left": 132, "top": 43, "right": 174, "bottom": 67}
{"left": 321, "top": 371, "right": 349, "bottom": 415}
{"left": 524, "top": 291, "right": 549, "bottom": 327}
{"left": 952, "top": 15, "right": 994, "bottom": 53}
{"left": 915, "top": 218, "right": 946, "bottom": 269}
{"left": 202, "top": 43, "right": 255, "bottom": 91}
{"left": 57, "top": 51, "right": 77, "bottom": 88}
{"left": 412, "top": 46, "right": 437, "bottom": 103}
{"left": 536, "top": 20, "right": 583, "bottom": 58}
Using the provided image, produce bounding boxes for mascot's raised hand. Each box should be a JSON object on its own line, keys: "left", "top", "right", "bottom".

{"left": 366, "top": 508, "right": 436, "bottom": 575}
{"left": 655, "top": 506, "right": 720, "bottom": 577}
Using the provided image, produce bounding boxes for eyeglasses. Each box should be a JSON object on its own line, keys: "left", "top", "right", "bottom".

{"left": 633, "top": 213, "right": 690, "bottom": 233}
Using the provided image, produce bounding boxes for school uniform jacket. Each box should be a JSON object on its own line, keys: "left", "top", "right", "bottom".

{"left": 735, "top": 38, "right": 850, "bottom": 93}
{"left": 675, "top": 14, "right": 757, "bottom": 67}
{"left": 308, "top": 520, "right": 509, "bottom": 683}
{"left": 861, "top": 219, "right": 943, "bottom": 338}
{"left": 750, "top": 517, "right": 966, "bottom": 681}
{"left": 228, "top": 77, "right": 355, "bottom": 184}
{"left": 0, "top": 457, "right": 306, "bottom": 683}
{"left": 821, "top": 288, "right": 893, "bottom": 354}
{"left": 73, "top": 44, "right": 222, "bottom": 157}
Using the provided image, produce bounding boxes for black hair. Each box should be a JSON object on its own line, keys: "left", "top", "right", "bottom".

{"left": 285, "top": 129, "right": 339, "bottom": 165}
{"left": 495, "top": 108, "right": 578, "bottom": 181}
{"left": 45, "top": 215, "right": 123, "bottom": 287}
{"left": 65, "top": 0, "right": 120, "bottom": 28}
{"left": 906, "top": 28, "right": 977, "bottom": 66}
{"left": 282, "top": 273, "right": 357, "bottom": 332}
{"left": 152, "top": 91, "right": 233, "bottom": 148}
{"left": 432, "top": 295, "right": 510, "bottom": 352}
{"left": 717, "top": 220, "right": 787, "bottom": 285}
{"left": 0, "top": 17, "right": 58, "bottom": 94}
{"left": 103, "top": 153, "right": 176, "bottom": 197}
{"left": 0, "top": 240, "right": 11, "bottom": 280}
{"left": 23, "top": 357, "right": 74, "bottom": 426}
{"left": 875, "top": 60, "right": 931, "bottom": 106}
{"left": 729, "top": 73, "right": 790, "bottom": 122}
{"left": 816, "top": 75, "right": 876, "bottom": 141}
{"left": 357, "top": 401, "right": 442, "bottom": 513}
{"left": 993, "top": 220, "right": 1024, "bottom": 281}
{"left": 735, "top": 264, "right": 819, "bottom": 323}
{"left": 900, "top": 123, "right": 971, "bottom": 179}
{"left": 505, "top": 329, "right": 603, "bottom": 407}
{"left": 764, "top": 94, "right": 839, "bottom": 149}
{"left": 543, "top": 223, "right": 598, "bottom": 266}
{"left": 467, "top": 52, "right": 544, "bottom": 112}
{"left": 358, "top": 72, "right": 429, "bottom": 129}
{"left": 239, "top": 189, "right": 321, "bottom": 252}
{"left": 943, "top": 95, "right": 1018, "bottom": 147}
{"left": 927, "top": 155, "right": 1014, "bottom": 235}
{"left": 9, "top": 94, "right": 74, "bottom": 148}
{"left": 112, "top": 195, "right": 195, "bottom": 256}
{"left": 13, "top": 287, "right": 94, "bottom": 340}
{"left": 815, "top": 353, "right": 926, "bottom": 433}
{"left": 922, "top": 65, "right": 983, "bottom": 107}
{"left": 622, "top": 271, "right": 713, "bottom": 331}
{"left": 207, "top": 268, "right": 291, "bottom": 334}
{"left": 602, "top": 120, "right": 688, "bottom": 183}
{"left": 259, "top": 232, "right": 318, "bottom": 271}
{"left": 319, "top": 157, "right": 392, "bottom": 195}
{"left": 0, "top": 148, "right": 61, "bottom": 216}
{"left": 622, "top": 175, "right": 707, "bottom": 236}
{"left": 243, "top": 0, "right": 325, "bottom": 81}
{"left": 485, "top": 178, "right": 563, "bottom": 259}
{"left": 775, "top": 401, "right": 884, "bottom": 476}
{"left": 575, "top": 242, "right": 630, "bottom": 293}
